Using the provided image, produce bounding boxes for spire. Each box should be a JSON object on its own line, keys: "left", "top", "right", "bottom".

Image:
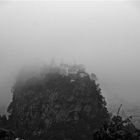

{"left": 60, "top": 59, "right": 64, "bottom": 66}
{"left": 50, "top": 58, "right": 56, "bottom": 67}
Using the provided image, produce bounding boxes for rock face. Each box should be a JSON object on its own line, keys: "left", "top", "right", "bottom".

{"left": 7, "top": 64, "right": 109, "bottom": 140}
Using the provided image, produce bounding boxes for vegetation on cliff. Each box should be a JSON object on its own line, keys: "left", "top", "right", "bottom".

{"left": 7, "top": 64, "right": 109, "bottom": 139}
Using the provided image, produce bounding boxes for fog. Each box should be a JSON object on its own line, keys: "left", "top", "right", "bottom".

{"left": 0, "top": 0, "right": 140, "bottom": 110}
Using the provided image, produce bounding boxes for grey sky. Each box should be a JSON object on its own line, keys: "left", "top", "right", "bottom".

{"left": 0, "top": 0, "right": 140, "bottom": 107}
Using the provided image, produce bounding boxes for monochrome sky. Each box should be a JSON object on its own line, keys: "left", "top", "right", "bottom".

{"left": 0, "top": 0, "right": 140, "bottom": 107}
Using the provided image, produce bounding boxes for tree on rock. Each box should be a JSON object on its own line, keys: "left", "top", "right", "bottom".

{"left": 8, "top": 64, "right": 109, "bottom": 140}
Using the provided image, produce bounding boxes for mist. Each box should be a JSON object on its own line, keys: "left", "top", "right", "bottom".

{"left": 0, "top": 0, "right": 140, "bottom": 110}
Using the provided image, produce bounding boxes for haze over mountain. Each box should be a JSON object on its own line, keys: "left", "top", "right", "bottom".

{"left": 0, "top": 0, "right": 140, "bottom": 110}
